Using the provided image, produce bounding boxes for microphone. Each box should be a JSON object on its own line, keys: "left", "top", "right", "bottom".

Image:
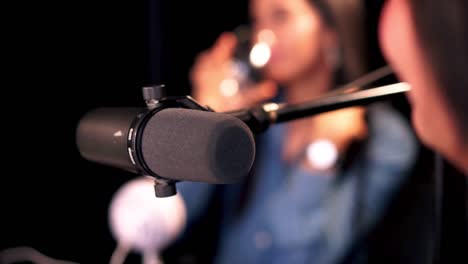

{"left": 76, "top": 68, "right": 408, "bottom": 197}
{"left": 108, "top": 176, "right": 187, "bottom": 264}
{"left": 76, "top": 86, "right": 256, "bottom": 197}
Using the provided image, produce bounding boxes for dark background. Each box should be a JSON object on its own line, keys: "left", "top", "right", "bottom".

{"left": 1, "top": 1, "right": 466, "bottom": 263}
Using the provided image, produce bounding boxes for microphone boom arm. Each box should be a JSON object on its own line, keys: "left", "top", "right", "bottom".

{"left": 227, "top": 82, "right": 410, "bottom": 134}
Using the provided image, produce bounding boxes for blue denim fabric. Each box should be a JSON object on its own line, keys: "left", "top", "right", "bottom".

{"left": 177, "top": 103, "right": 417, "bottom": 264}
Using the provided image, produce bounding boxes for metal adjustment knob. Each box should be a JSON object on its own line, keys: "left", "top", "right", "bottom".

{"left": 142, "top": 85, "right": 167, "bottom": 109}
{"left": 154, "top": 178, "right": 177, "bottom": 197}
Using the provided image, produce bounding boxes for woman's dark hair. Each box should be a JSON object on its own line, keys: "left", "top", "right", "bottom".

{"left": 311, "top": 0, "right": 368, "bottom": 83}
{"left": 309, "top": 0, "right": 336, "bottom": 28}
{"left": 408, "top": 0, "right": 468, "bottom": 138}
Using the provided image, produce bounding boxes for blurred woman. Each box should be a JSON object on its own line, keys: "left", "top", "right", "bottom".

{"left": 176, "top": 0, "right": 417, "bottom": 263}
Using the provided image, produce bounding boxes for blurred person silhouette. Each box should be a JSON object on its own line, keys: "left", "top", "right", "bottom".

{"left": 379, "top": 0, "right": 468, "bottom": 174}
{"left": 169, "top": 0, "right": 418, "bottom": 263}
{"left": 357, "top": 1, "right": 468, "bottom": 263}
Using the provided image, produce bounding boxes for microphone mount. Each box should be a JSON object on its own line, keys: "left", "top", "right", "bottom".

{"left": 133, "top": 85, "right": 211, "bottom": 197}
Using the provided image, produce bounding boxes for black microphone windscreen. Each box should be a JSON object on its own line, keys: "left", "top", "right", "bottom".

{"left": 140, "top": 108, "right": 255, "bottom": 183}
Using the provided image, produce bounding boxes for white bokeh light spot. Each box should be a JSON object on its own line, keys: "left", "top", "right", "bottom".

{"left": 306, "top": 139, "right": 338, "bottom": 170}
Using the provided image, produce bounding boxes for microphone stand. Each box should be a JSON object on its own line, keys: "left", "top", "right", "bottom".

{"left": 227, "top": 82, "right": 410, "bottom": 134}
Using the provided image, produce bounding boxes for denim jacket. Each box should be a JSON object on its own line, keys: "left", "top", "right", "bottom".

{"left": 177, "top": 103, "right": 417, "bottom": 264}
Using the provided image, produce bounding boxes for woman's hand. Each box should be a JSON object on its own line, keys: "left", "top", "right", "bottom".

{"left": 190, "top": 32, "right": 276, "bottom": 112}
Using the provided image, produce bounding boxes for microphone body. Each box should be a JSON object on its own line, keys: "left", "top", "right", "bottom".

{"left": 77, "top": 107, "right": 144, "bottom": 174}
{"left": 76, "top": 95, "right": 256, "bottom": 197}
